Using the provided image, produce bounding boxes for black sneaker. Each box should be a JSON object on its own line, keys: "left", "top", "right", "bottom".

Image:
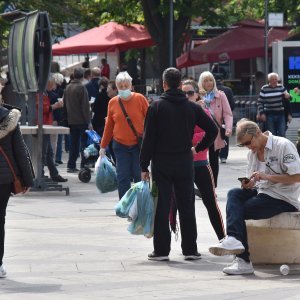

{"left": 148, "top": 252, "right": 169, "bottom": 261}
{"left": 55, "top": 161, "right": 63, "bottom": 164}
{"left": 184, "top": 252, "right": 201, "bottom": 261}
{"left": 51, "top": 175, "right": 68, "bottom": 182}
{"left": 67, "top": 168, "right": 80, "bottom": 173}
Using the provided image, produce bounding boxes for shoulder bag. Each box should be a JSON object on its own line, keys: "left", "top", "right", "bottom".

{"left": 210, "top": 114, "right": 226, "bottom": 140}
{"left": 118, "top": 98, "right": 143, "bottom": 149}
{"left": 0, "top": 145, "right": 25, "bottom": 194}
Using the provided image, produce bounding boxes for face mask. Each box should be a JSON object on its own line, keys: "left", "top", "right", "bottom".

{"left": 118, "top": 89, "right": 132, "bottom": 99}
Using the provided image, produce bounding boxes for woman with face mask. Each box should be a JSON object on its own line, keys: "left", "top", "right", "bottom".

{"left": 182, "top": 79, "right": 225, "bottom": 241}
{"left": 99, "top": 71, "right": 149, "bottom": 199}
{"left": 198, "top": 71, "right": 233, "bottom": 188}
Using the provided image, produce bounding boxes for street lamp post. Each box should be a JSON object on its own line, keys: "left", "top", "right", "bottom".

{"left": 264, "top": 0, "right": 269, "bottom": 83}
{"left": 169, "top": 0, "right": 174, "bottom": 67}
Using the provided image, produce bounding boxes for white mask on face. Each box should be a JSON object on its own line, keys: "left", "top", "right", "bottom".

{"left": 118, "top": 89, "right": 132, "bottom": 99}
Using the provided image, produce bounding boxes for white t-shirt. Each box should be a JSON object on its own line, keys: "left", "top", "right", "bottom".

{"left": 247, "top": 132, "right": 300, "bottom": 209}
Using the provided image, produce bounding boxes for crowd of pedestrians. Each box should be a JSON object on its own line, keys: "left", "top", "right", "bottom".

{"left": 0, "top": 61, "right": 300, "bottom": 279}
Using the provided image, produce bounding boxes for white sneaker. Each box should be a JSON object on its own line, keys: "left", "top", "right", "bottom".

{"left": 209, "top": 236, "right": 245, "bottom": 256}
{"left": 0, "top": 265, "right": 7, "bottom": 278}
{"left": 223, "top": 257, "right": 254, "bottom": 275}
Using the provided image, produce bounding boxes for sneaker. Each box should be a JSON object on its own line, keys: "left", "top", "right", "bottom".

{"left": 51, "top": 175, "right": 68, "bottom": 183}
{"left": 194, "top": 188, "right": 202, "bottom": 198}
{"left": 184, "top": 252, "right": 201, "bottom": 261}
{"left": 209, "top": 236, "right": 245, "bottom": 256}
{"left": 220, "top": 158, "right": 227, "bottom": 163}
{"left": 55, "top": 161, "right": 63, "bottom": 164}
{"left": 148, "top": 252, "right": 169, "bottom": 261}
{"left": 0, "top": 265, "right": 7, "bottom": 278}
{"left": 223, "top": 257, "right": 254, "bottom": 275}
{"left": 67, "top": 168, "right": 80, "bottom": 173}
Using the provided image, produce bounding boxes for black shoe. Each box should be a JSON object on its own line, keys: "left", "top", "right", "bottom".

{"left": 148, "top": 252, "right": 169, "bottom": 261}
{"left": 55, "top": 161, "right": 63, "bottom": 164}
{"left": 195, "top": 188, "right": 202, "bottom": 198}
{"left": 184, "top": 252, "right": 201, "bottom": 261}
{"left": 67, "top": 168, "right": 80, "bottom": 173}
{"left": 51, "top": 175, "right": 68, "bottom": 182}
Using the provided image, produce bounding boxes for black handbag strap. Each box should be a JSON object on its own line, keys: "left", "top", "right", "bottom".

{"left": 118, "top": 98, "right": 139, "bottom": 138}
{"left": 210, "top": 113, "right": 222, "bottom": 129}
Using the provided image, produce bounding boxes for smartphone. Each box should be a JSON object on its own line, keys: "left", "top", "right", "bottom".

{"left": 238, "top": 177, "right": 250, "bottom": 184}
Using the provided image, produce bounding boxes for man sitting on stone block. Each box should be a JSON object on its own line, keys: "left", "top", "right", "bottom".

{"left": 209, "top": 118, "right": 300, "bottom": 275}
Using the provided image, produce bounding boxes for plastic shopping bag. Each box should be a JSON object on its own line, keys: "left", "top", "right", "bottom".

{"left": 115, "top": 181, "right": 144, "bottom": 218}
{"left": 95, "top": 156, "right": 118, "bottom": 193}
{"left": 127, "top": 181, "right": 155, "bottom": 237}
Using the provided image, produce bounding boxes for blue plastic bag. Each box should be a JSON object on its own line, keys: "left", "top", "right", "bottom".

{"left": 95, "top": 156, "right": 117, "bottom": 193}
{"left": 86, "top": 130, "right": 101, "bottom": 145}
{"left": 127, "top": 181, "right": 155, "bottom": 237}
{"left": 115, "top": 181, "right": 144, "bottom": 218}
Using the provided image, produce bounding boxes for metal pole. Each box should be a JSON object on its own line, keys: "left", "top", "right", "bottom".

{"left": 169, "top": 0, "right": 174, "bottom": 67}
{"left": 264, "top": 0, "right": 268, "bottom": 83}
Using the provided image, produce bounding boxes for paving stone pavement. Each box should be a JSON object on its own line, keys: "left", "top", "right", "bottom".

{"left": 1, "top": 139, "right": 300, "bottom": 299}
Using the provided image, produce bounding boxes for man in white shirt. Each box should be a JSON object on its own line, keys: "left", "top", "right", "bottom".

{"left": 209, "top": 119, "right": 300, "bottom": 275}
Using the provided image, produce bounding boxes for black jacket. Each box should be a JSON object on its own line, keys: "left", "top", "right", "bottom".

{"left": 0, "top": 105, "right": 35, "bottom": 186}
{"left": 140, "top": 89, "right": 218, "bottom": 172}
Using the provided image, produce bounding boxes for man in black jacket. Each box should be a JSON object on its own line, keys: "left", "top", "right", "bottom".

{"left": 140, "top": 68, "right": 218, "bottom": 261}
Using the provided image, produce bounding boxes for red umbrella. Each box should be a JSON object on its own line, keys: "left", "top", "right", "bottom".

{"left": 52, "top": 21, "right": 155, "bottom": 55}
{"left": 177, "top": 21, "right": 289, "bottom": 68}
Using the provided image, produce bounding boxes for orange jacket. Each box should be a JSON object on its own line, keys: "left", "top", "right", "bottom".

{"left": 100, "top": 93, "right": 149, "bottom": 147}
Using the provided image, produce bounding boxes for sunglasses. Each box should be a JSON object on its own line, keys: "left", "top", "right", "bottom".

{"left": 237, "top": 135, "right": 254, "bottom": 147}
{"left": 184, "top": 90, "right": 195, "bottom": 96}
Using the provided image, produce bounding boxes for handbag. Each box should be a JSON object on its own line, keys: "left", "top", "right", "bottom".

{"left": 0, "top": 145, "right": 25, "bottom": 194}
{"left": 210, "top": 114, "right": 226, "bottom": 140}
{"left": 118, "top": 98, "right": 143, "bottom": 149}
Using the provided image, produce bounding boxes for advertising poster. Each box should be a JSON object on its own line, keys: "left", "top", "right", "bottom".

{"left": 283, "top": 47, "right": 300, "bottom": 116}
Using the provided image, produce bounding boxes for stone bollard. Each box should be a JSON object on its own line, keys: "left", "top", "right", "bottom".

{"left": 246, "top": 212, "right": 300, "bottom": 264}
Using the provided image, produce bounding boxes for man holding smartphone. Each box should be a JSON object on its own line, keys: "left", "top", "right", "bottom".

{"left": 209, "top": 118, "right": 300, "bottom": 275}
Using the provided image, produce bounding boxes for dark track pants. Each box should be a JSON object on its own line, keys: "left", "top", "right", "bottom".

{"left": 152, "top": 152, "right": 198, "bottom": 256}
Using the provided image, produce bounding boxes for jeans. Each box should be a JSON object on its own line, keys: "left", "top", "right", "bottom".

{"left": 55, "top": 134, "right": 63, "bottom": 162}
{"left": 226, "top": 188, "right": 297, "bottom": 261}
{"left": 266, "top": 112, "right": 286, "bottom": 137}
{"left": 42, "top": 134, "right": 59, "bottom": 178}
{"left": 0, "top": 184, "right": 11, "bottom": 266}
{"left": 112, "top": 140, "right": 141, "bottom": 199}
{"left": 219, "top": 136, "right": 229, "bottom": 159}
{"left": 67, "top": 124, "right": 88, "bottom": 169}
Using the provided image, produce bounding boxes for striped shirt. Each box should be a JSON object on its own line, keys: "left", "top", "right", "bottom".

{"left": 257, "top": 84, "right": 286, "bottom": 114}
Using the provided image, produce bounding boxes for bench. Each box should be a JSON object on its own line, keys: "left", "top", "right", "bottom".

{"left": 246, "top": 212, "right": 300, "bottom": 264}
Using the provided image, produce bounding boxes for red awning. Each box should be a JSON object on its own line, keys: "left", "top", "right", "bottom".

{"left": 177, "top": 21, "right": 290, "bottom": 68}
{"left": 52, "top": 21, "right": 155, "bottom": 56}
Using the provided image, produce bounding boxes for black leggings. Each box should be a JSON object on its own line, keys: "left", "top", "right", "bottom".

{"left": 194, "top": 164, "right": 225, "bottom": 240}
{"left": 209, "top": 146, "right": 220, "bottom": 187}
{"left": 0, "top": 184, "right": 11, "bottom": 266}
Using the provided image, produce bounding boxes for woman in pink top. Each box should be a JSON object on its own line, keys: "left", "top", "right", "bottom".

{"left": 198, "top": 71, "right": 233, "bottom": 187}
{"left": 182, "top": 80, "right": 225, "bottom": 241}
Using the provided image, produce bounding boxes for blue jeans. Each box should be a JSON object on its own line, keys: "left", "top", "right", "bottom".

{"left": 220, "top": 136, "right": 229, "bottom": 159}
{"left": 226, "top": 188, "right": 297, "bottom": 261}
{"left": 266, "top": 112, "right": 286, "bottom": 137}
{"left": 67, "top": 124, "right": 88, "bottom": 169}
{"left": 112, "top": 140, "right": 141, "bottom": 199}
{"left": 55, "top": 134, "right": 63, "bottom": 162}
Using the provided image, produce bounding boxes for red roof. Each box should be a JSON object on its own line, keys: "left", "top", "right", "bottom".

{"left": 177, "top": 21, "right": 290, "bottom": 68}
{"left": 52, "top": 21, "right": 155, "bottom": 55}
